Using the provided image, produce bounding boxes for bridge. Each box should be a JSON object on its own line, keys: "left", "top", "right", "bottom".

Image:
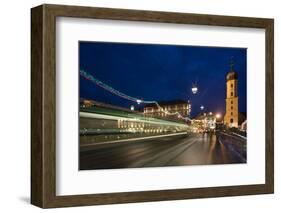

{"left": 79, "top": 70, "right": 247, "bottom": 170}
{"left": 79, "top": 101, "right": 246, "bottom": 170}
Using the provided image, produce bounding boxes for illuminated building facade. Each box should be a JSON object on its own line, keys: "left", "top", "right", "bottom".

{"left": 143, "top": 100, "right": 191, "bottom": 121}
{"left": 192, "top": 112, "right": 216, "bottom": 133}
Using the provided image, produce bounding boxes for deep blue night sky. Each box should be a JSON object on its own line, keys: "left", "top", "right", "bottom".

{"left": 79, "top": 42, "right": 247, "bottom": 118}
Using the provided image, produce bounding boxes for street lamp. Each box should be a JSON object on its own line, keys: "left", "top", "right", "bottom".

{"left": 130, "top": 105, "right": 135, "bottom": 111}
{"left": 200, "top": 105, "right": 204, "bottom": 110}
{"left": 215, "top": 113, "right": 221, "bottom": 119}
{"left": 191, "top": 84, "right": 198, "bottom": 94}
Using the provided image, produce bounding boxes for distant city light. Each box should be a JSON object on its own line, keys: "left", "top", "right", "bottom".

{"left": 200, "top": 105, "right": 204, "bottom": 110}
{"left": 209, "top": 112, "right": 213, "bottom": 115}
{"left": 130, "top": 105, "right": 135, "bottom": 111}
{"left": 136, "top": 99, "right": 142, "bottom": 104}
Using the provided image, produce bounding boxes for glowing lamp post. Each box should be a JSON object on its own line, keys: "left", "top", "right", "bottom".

{"left": 215, "top": 113, "right": 222, "bottom": 125}
{"left": 200, "top": 105, "right": 204, "bottom": 111}
{"left": 130, "top": 105, "right": 135, "bottom": 111}
{"left": 215, "top": 113, "right": 221, "bottom": 119}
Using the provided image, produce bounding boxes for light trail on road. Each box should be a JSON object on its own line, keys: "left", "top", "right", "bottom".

{"left": 80, "top": 111, "right": 188, "bottom": 127}
{"left": 79, "top": 133, "right": 246, "bottom": 170}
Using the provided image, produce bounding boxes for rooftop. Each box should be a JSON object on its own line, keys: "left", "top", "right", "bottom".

{"left": 226, "top": 71, "right": 238, "bottom": 81}
{"left": 144, "top": 100, "right": 189, "bottom": 108}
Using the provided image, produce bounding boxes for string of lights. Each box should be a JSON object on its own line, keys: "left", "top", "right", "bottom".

{"left": 80, "top": 70, "right": 191, "bottom": 121}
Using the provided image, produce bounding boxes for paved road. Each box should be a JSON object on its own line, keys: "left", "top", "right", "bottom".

{"left": 79, "top": 132, "right": 245, "bottom": 170}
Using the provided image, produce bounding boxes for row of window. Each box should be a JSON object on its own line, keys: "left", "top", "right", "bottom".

{"left": 144, "top": 106, "right": 189, "bottom": 112}
{"left": 230, "top": 83, "right": 235, "bottom": 97}
{"left": 230, "top": 84, "right": 235, "bottom": 123}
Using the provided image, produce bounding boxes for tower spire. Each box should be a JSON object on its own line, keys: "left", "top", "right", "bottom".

{"left": 230, "top": 56, "right": 234, "bottom": 71}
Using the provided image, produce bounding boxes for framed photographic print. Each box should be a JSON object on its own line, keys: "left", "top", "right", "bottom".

{"left": 31, "top": 4, "right": 274, "bottom": 208}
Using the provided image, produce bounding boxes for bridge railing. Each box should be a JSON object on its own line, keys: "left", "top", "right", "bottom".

{"left": 216, "top": 131, "right": 247, "bottom": 162}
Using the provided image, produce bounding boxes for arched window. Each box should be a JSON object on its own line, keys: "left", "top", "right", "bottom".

{"left": 230, "top": 118, "right": 233, "bottom": 123}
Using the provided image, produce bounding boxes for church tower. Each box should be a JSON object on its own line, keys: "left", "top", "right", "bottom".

{"left": 224, "top": 59, "right": 239, "bottom": 128}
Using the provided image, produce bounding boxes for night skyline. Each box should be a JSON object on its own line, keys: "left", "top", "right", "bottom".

{"left": 79, "top": 41, "right": 247, "bottom": 118}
